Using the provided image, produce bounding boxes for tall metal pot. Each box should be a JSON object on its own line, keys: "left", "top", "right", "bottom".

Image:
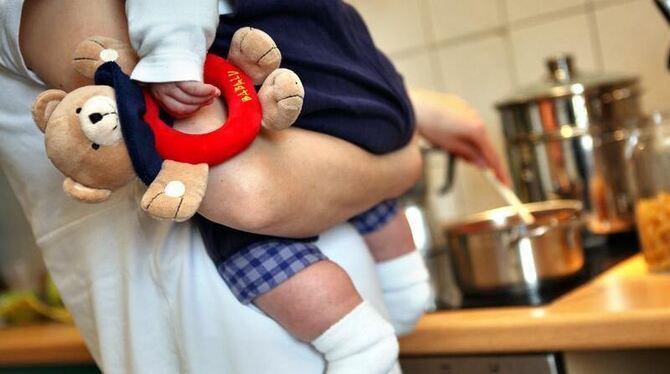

{"left": 496, "top": 55, "right": 642, "bottom": 234}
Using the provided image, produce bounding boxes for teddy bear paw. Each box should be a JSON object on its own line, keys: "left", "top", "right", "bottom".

{"left": 228, "top": 27, "right": 282, "bottom": 85}
{"left": 258, "top": 68, "right": 304, "bottom": 131}
{"left": 141, "top": 180, "right": 202, "bottom": 222}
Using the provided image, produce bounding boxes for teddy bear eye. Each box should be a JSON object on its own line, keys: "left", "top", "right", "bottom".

{"left": 76, "top": 107, "right": 82, "bottom": 114}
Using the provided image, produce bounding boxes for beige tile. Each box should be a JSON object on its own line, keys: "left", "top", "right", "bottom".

{"left": 391, "top": 51, "right": 442, "bottom": 91}
{"left": 427, "top": 0, "right": 503, "bottom": 41}
{"left": 505, "top": 0, "right": 585, "bottom": 23}
{"left": 436, "top": 36, "right": 513, "bottom": 214}
{"left": 510, "top": 13, "right": 598, "bottom": 87}
{"left": 437, "top": 36, "right": 513, "bottom": 124}
{"left": 590, "top": 0, "right": 642, "bottom": 8}
{"left": 346, "top": 0, "right": 428, "bottom": 54}
{"left": 595, "top": 0, "right": 670, "bottom": 112}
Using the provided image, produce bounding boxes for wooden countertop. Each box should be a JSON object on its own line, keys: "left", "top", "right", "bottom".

{"left": 0, "top": 323, "right": 92, "bottom": 365}
{"left": 400, "top": 254, "right": 670, "bottom": 355}
{"left": 1, "top": 254, "right": 669, "bottom": 365}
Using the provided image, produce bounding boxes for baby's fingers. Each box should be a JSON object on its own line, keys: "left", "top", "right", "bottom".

{"left": 177, "top": 81, "right": 221, "bottom": 98}
{"left": 159, "top": 95, "right": 201, "bottom": 119}
{"left": 166, "top": 87, "right": 216, "bottom": 106}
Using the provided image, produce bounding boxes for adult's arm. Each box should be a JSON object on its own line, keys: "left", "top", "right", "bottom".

{"left": 411, "top": 89, "right": 510, "bottom": 186}
{"left": 199, "top": 128, "right": 420, "bottom": 237}
{"left": 19, "top": 0, "right": 422, "bottom": 237}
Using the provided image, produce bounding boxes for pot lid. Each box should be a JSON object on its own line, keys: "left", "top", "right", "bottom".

{"left": 496, "top": 55, "right": 638, "bottom": 108}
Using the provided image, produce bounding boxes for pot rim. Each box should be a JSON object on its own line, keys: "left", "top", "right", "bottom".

{"left": 441, "top": 200, "right": 583, "bottom": 235}
{"left": 495, "top": 77, "right": 639, "bottom": 108}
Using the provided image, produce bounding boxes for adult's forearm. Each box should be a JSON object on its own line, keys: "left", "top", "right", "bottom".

{"left": 199, "top": 129, "right": 421, "bottom": 238}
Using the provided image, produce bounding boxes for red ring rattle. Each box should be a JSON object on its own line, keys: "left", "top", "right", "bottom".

{"left": 142, "top": 54, "right": 263, "bottom": 166}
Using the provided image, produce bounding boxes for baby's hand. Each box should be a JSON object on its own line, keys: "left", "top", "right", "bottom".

{"left": 149, "top": 81, "right": 221, "bottom": 118}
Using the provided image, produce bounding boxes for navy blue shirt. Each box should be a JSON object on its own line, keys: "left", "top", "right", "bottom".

{"left": 211, "top": 0, "right": 415, "bottom": 154}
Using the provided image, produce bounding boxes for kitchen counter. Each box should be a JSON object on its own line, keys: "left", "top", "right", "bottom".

{"left": 0, "top": 323, "right": 92, "bottom": 365}
{"left": 400, "top": 254, "right": 670, "bottom": 355}
{"left": 1, "top": 254, "right": 669, "bottom": 365}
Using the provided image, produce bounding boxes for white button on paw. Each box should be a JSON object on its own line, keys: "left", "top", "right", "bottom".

{"left": 164, "top": 181, "right": 186, "bottom": 198}
{"left": 99, "top": 49, "right": 119, "bottom": 62}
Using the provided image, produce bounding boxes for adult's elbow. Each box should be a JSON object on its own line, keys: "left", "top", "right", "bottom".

{"left": 230, "top": 196, "right": 285, "bottom": 235}
{"left": 198, "top": 163, "right": 286, "bottom": 235}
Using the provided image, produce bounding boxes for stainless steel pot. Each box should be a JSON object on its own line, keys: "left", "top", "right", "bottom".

{"left": 496, "top": 55, "right": 642, "bottom": 234}
{"left": 427, "top": 200, "right": 583, "bottom": 305}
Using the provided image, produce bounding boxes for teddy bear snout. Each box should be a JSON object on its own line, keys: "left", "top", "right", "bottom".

{"left": 78, "top": 95, "right": 123, "bottom": 147}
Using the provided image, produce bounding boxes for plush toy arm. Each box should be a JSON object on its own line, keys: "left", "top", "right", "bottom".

{"left": 258, "top": 68, "right": 304, "bottom": 131}
{"left": 141, "top": 160, "right": 209, "bottom": 222}
{"left": 73, "top": 36, "right": 138, "bottom": 79}
{"left": 227, "top": 27, "right": 281, "bottom": 85}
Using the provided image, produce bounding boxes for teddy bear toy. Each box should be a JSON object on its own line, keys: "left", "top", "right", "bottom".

{"left": 32, "top": 28, "right": 304, "bottom": 221}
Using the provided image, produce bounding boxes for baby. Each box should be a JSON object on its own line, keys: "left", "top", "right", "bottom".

{"left": 127, "top": 1, "right": 431, "bottom": 373}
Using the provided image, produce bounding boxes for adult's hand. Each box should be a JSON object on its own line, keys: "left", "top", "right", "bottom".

{"left": 410, "top": 89, "right": 510, "bottom": 186}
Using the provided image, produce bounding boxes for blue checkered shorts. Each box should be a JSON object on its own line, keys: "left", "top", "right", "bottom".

{"left": 349, "top": 200, "right": 399, "bottom": 235}
{"left": 218, "top": 199, "right": 399, "bottom": 304}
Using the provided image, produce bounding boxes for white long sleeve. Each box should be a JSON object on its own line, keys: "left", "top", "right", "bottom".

{"left": 126, "top": 0, "right": 221, "bottom": 83}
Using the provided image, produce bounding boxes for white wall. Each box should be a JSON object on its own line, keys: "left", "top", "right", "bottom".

{"left": 348, "top": 0, "right": 670, "bottom": 219}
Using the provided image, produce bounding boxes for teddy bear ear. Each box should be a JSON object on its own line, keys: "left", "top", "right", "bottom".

{"left": 32, "top": 89, "right": 67, "bottom": 133}
{"left": 73, "top": 36, "right": 139, "bottom": 79}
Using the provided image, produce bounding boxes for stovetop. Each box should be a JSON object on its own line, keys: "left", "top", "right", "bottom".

{"left": 454, "top": 231, "right": 639, "bottom": 309}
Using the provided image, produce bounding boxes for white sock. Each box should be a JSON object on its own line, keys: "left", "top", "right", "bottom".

{"left": 376, "top": 251, "right": 432, "bottom": 336}
{"left": 312, "top": 301, "right": 399, "bottom": 374}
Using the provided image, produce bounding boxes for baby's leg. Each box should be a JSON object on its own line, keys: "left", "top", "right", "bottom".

{"left": 211, "top": 236, "right": 398, "bottom": 374}
{"left": 254, "top": 260, "right": 398, "bottom": 374}
{"left": 353, "top": 203, "right": 432, "bottom": 336}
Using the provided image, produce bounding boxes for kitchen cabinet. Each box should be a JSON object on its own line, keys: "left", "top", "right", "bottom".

{"left": 401, "top": 354, "right": 562, "bottom": 374}
{"left": 400, "top": 350, "right": 670, "bottom": 374}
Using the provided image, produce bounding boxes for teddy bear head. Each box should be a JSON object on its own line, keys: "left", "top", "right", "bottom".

{"left": 32, "top": 84, "right": 136, "bottom": 203}
{"left": 31, "top": 36, "right": 140, "bottom": 203}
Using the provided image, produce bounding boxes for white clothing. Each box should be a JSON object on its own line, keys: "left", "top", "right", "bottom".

{"left": 126, "top": 0, "right": 226, "bottom": 82}
{"left": 376, "top": 251, "right": 432, "bottom": 336}
{"left": 313, "top": 302, "right": 399, "bottom": 374}
{"left": 0, "top": 2, "right": 401, "bottom": 373}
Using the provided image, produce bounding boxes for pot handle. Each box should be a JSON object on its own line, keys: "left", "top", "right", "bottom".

{"left": 507, "top": 219, "right": 581, "bottom": 249}
{"left": 523, "top": 225, "right": 551, "bottom": 239}
{"left": 440, "top": 153, "right": 458, "bottom": 195}
{"left": 506, "top": 226, "right": 548, "bottom": 251}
